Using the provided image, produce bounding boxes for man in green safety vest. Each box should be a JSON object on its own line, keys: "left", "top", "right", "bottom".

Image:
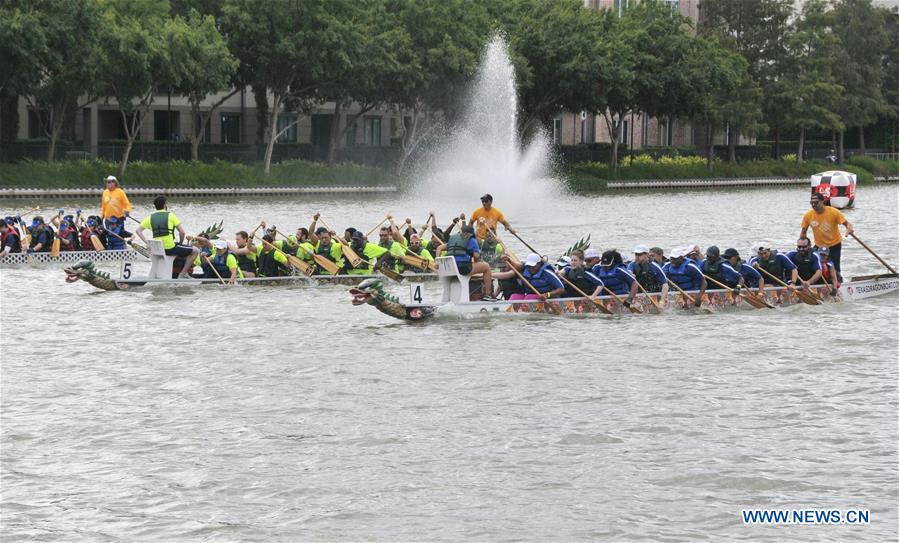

{"left": 135, "top": 195, "right": 199, "bottom": 279}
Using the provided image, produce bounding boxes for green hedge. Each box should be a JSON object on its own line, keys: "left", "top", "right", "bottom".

{"left": 847, "top": 156, "right": 899, "bottom": 176}
{"left": 0, "top": 159, "right": 392, "bottom": 188}
{"left": 567, "top": 159, "right": 876, "bottom": 190}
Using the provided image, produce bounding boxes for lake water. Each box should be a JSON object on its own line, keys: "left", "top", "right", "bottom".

{"left": 2, "top": 185, "right": 897, "bottom": 541}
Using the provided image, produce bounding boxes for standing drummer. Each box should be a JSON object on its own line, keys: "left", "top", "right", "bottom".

{"left": 800, "top": 192, "right": 853, "bottom": 278}
{"left": 470, "top": 194, "right": 514, "bottom": 241}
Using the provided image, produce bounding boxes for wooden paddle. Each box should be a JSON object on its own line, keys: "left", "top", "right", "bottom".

{"left": 505, "top": 260, "right": 562, "bottom": 314}
{"left": 202, "top": 254, "right": 229, "bottom": 286}
{"left": 104, "top": 227, "right": 150, "bottom": 259}
{"left": 253, "top": 234, "right": 313, "bottom": 276}
{"left": 365, "top": 215, "right": 390, "bottom": 238}
{"left": 78, "top": 217, "right": 105, "bottom": 251}
{"left": 555, "top": 269, "right": 614, "bottom": 314}
{"left": 317, "top": 217, "right": 364, "bottom": 268}
{"left": 275, "top": 229, "right": 339, "bottom": 275}
{"left": 666, "top": 278, "right": 703, "bottom": 308}
{"left": 632, "top": 279, "right": 665, "bottom": 312}
{"left": 702, "top": 273, "right": 773, "bottom": 309}
{"left": 849, "top": 232, "right": 897, "bottom": 275}
{"left": 19, "top": 206, "right": 40, "bottom": 218}
{"left": 316, "top": 222, "right": 403, "bottom": 282}
{"left": 752, "top": 263, "right": 820, "bottom": 305}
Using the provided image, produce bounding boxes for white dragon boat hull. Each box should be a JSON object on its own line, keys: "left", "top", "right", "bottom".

{"left": 2, "top": 249, "right": 144, "bottom": 267}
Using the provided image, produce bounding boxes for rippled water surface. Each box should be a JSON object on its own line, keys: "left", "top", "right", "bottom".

{"left": 2, "top": 185, "right": 898, "bottom": 541}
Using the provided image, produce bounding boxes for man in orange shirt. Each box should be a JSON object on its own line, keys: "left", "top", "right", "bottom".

{"left": 800, "top": 192, "right": 853, "bottom": 277}
{"left": 469, "top": 194, "right": 514, "bottom": 240}
{"left": 100, "top": 175, "right": 133, "bottom": 230}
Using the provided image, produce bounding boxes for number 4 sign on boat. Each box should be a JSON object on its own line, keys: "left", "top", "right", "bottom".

{"left": 409, "top": 283, "right": 426, "bottom": 304}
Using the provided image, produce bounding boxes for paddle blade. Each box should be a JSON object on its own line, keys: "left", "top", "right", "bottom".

{"left": 50, "top": 237, "right": 61, "bottom": 257}
{"left": 91, "top": 234, "right": 104, "bottom": 251}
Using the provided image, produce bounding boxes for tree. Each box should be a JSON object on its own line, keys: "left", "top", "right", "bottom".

{"left": 24, "top": 0, "right": 102, "bottom": 161}
{"left": 831, "top": 0, "right": 889, "bottom": 159}
{"left": 222, "top": 0, "right": 357, "bottom": 174}
{"left": 883, "top": 12, "right": 899, "bottom": 154}
{"left": 700, "top": 0, "right": 793, "bottom": 157}
{"left": 95, "top": 0, "right": 174, "bottom": 175}
{"left": 0, "top": 3, "right": 47, "bottom": 145}
{"left": 782, "top": 0, "right": 843, "bottom": 164}
{"left": 169, "top": 9, "right": 238, "bottom": 161}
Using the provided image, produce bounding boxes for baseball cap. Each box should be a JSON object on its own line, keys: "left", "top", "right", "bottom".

{"left": 584, "top": 248, "right": 599, "bottom": 259}
{"left": 105, "top": 175, "right": 118, "bottom": 184}
{"left": 31, "top": 217, "right": 42, "bottom": 227}
{"left": 107, "top": 216, "right": 118, "bottom": 224}
{"left": 214, "top": 240, "right": 228, "bottom": 250}
{"left": 817, "top": 246, "right": 830, "bottom": 255}
{"left": 556, "top": 255, "right": 571, "bottom": 268}
{"left": 722, "top": 248, "right": 740, "bottom": 259}
{"left": 600, "top": 250, "right": 616, "bottom": 265}
{"left": 59, "top": 221, "right": 69, "bottom": 230}
{"left": 633, "top": 244, "right": 649, "bottom": 254}
{"left": 670, "top": 247, "right": 685, "bottom": 259}
{"left": 351, "top": 230, "right": 365, "bottom": 241}
{"left": 480, "top": 194, "right": 493, "bottom": 202}
{"left": 706, "top": 245, "right": 720, "bottom": 258}
{"left": 753, "top": 242, "right": 771, "bottom": 252}
{"left": 524, "top": 253, "right": 541, "bottom": 267}
{"left": 460, "top": 224, "right": 475, "bottom": 235}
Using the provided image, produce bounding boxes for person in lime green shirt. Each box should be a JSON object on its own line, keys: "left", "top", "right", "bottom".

{"left": 378, "top": 224, "right": 407, "bottom": 273}
{"left": 202, "top": 239, "right": 243, "bottom": 284}
{"left": 344, "top": 230, "right": 389, "bottom": 274}
{"left": 255, "top": 234, "right": 290, "bottom": 277}
{"left": 405, "top": 233, "right": 435, "bottom": 273}
{"left": 135, "top": 195, "right": 198, "bottom": 278}
{"left": 479, "top": 229, "right": 504, "bottom": 267}
{"left": 312, "top": 227, "right": 344, "bottom": 274}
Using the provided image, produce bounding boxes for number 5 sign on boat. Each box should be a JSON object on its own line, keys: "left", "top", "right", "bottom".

{"left": 120, "top": 261, "right": 134, "bottom": 280}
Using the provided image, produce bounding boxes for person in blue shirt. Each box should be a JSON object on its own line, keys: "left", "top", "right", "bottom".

{"left": 786, "top": 237, "right": 822, "bottom": 290}
{"left": 27, "top": 216, "right": 54, "bottom": 252}
{"left": 698, "top": 245, "right": 742, "bottom": 289}
{"left": 496, "top": 253, "right": 565, "bottom": 300}
{"left": 662, "top": 247, "right": 706, "bottom": 306}
{"left": 722, "top": 248, "right": 765, "bottom": 291}
{"left": 592, "top": 249, "right": 638, "bottom": 306}
{"left": 436, "top": 224, "right": 495, "bottom": 301}
{"left": 104, "top": 216, "right": 132, "bottom": 251}
{"left": 748, "top": 243, "right": 798, "bottom": 285}
{"left": 627, "top": 244, "right": 668, "bottom": 296}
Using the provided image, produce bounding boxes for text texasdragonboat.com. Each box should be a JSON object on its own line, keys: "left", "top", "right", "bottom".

{"left": 742, "top": 508, "right": 870, "bottom": 525}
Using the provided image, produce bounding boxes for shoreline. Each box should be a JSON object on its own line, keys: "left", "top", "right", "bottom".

{"left": 0, "top": 185, "right": 398, "bottom": 198}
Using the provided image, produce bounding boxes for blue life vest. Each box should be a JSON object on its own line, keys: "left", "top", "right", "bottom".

{"left": 206, "top": 253, "right": 231, "bottom": 278}
{"left": 522, "top": 263, "right": 560, "bottom": 294}
{"left": 665, "top": 261, "right": 701, "bottom": 290}
{"left": 595, "top": 265, "right": 631, "bottom": 295}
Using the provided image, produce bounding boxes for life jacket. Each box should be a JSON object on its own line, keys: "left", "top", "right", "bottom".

{"left": 235, "top": 249, "right": 256, "bottom": 274}
{"left": 256, "top": 249, "right": 286, "bottom": 277}
{"left": 379, "top": 241, "right": 399, "bottom": 271}
{"left": 105, "top": 227, "right": 127, "bottom": 250}
{"left": 522, "top": 263, "right": 560, "bottom": 294}
{"left": 1, "top": 229, "right": 21, "bottom": 253}
{"left": 631, "top": 261, "right": 661, "bottom": 293}
{"left": 819, "top": 259, "right": 834, "bottom": 284}
{"left": 206, "top": 253, "right": 232, "bottom": 278}
{"left": 57, "top": 226, "right": 77, "bottom": 251}
{"left": 791, "top": 251, "right": 818, "bottom": 281}
{"left": 701, "top": 258, "right": 725, "bottom": 285}
{"left": 30, "top": 225, "right": 54, "bottom": 250}
{"left": 665, "top": 260, "right": 700, "bottom": 291}
{"left": 445, "top": 234, "right": 470, "bottom": 262}
{"left": 565, "top": 266, "right": 597, "bottom": 297}
{"left": 150, "top": 211, "right": 173, "bottom": 239}
{"left": 756, "top": 251, "right": 786, "bottom": 281}
{"left": 316, "top": 241, "right": 337, "bottom": 262}
{"left": 480, "top": 238, "right": 500, "bottom": 266}
{"left": 596, "top": 265, "right": 631, "bottom": 295}
{"left": 80, "top": 228, "right": 95, "bottom": 250}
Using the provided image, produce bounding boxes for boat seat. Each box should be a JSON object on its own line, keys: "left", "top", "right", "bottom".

{"left": 147, "top": 239, "right": 176, "bottom": 279}
{"left": 436, "top": 256, "right": 470, "bottom": 303}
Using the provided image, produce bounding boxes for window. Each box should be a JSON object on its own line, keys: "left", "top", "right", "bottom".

{"left": 221, "top": 113, "right": 240, "bottom": 144}
{"left": 346, "top": 121, "right": 358, "bottom": 146}
{"left": 363, "top": 116, "right": 381, "bottom": 146}
{"left": 579, "top": 113, "right": 593, "bottom": 144}
{"left": 664, "top": 0, "right": 680, "bottom": 12}
{"left": 661, "top": 118, "right": 674, "bottom": 146}
{"left": 621, "top": 119, "right": 630, "bottom": 146}
{"left": 154, "top": 110, "right": 181, "bottom": 141}
{"left": 277, "top": 114, "right": 297, "bottom": 143}
{"left": 552, "top": 118, "right": 562, "bottom": 144}
{"left": 614, "top": 0, "right": 628, "bottom": 17}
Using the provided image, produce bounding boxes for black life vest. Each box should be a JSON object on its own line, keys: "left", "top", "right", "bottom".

{"left": 701, "top": 258, "right": 726, "bottom": 285}
{"left": 631, "top": 261, "right": 661, "bottom": 292}
{"left": 565, "top": 266, "right": 596, "bottom": 297}
{"left": 149, "top": 211, "right": 172, "bottom": 239}
{"left": 316, "top": 242, "right": 337, "bottom": 262}
{"left": 235, "top": 252, "right": 256, "bottom": 274}
{"left": 257, "top": 249, "right": 285, "bottom": 277}
{"left": 792, "top": 251, "right": 817, "bottom": 281}
{"left": 30, "top": 225, "right": 53, "bottom": 250}
{"left": 379, "top": 241, "right": 399, "bottom": 270}
{"left": 756, "top": 251, "right": 786, "bottom": 281}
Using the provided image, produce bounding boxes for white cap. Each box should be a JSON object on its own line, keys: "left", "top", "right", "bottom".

{"left": 584, "top": 248, "right": 599, "bottom": 259}
{"left": 556, "top": 256, "right": 571, "bottom": 267}
{"left": 214, "top": 239, "right": 228, "bottom": 250}
{"left": 524, "top": 253, "right": 541, "bottom": 267}
{"left": 753, "top": 241, "right": 770, "bottom": 252}
{"left": 670, "top": 247, "right": 685, "bottom": 259}
{"left": 633, "top": 244, "right": 649, "bottom": 254}
{"left": 104, "top": 175, "right": 118, "bottom": 183}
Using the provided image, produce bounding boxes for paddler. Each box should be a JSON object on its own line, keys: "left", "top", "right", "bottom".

{"left": 815, "top": 246, "right": 841, "bottom": 295}
{"left": 103, "top": 217, "right": 131, "bottom": 251}
{"left": 786, "top": 237, "right": 822, "bottom": 290}
{"left": 800, "top": 192, "right": 854, "bottom": 278}
{"left": 722, "top": 248, "right": 764, "bottom": 290}
{"left": 478, "top": 227, "right": 504, "bottom": 267}
{"left": 0, "top": 218, "right": 22, "bottom": 257}
{"left": 202, "top": 239, "right": 242, "bottom": 284}
{"left": 255, "top": 234, "right": 290, "bottom": 277}
{"left": 405, "top": 233, "right": 435, "bottom": 273}
{"left": 345, "top": 230, "right": 388, "bottom": 275}
{"left": 495, "top": 253, "right": 564, "bottom": 301}
{"left": 627, "top": 244, "right": 669, "bottom": 296}
{"left": 435, "top": 224, "right": 496, "bottom": 300}
{"left": 230, "top": 230, "right": 257, "bottom": 278}
{"left": 312, "top": 226, "right": 344, "bottom": 275}
{"left": 662, "top": 247, "right": 706, "bottom": 306}
{"left": 378, "top": 224, "right": 407, "bottom": 273}
{"left": 584, "top": 248, "right": 601, "bottom": 269}
{"left": 80, "top": 217, "right": 100, "bottom": 250}
{"left": 100, "top": 175, "right": 132, "bottom": 227}
{"left": 559, "top": 249, "right": 604, "bottom": 298}
{"left": 649, "top": 246, "right": 667, "bottom": 266}
{"left": 593, "top": 249, "right": 639, "bottom": 307}
{"left": 470, "top": 194, "right": 514, "bottom": 241}
{"left": 698, "top": 246, "right": 742, "bottom": 288}
{"left": 294, "top": 227, "right": 316, "bottom": 266}
{"left": 748, "top": 243, "right": 798, "bottom": 285}
{"left": 135, "top": 196, "right": 198, "bottom": 279}
{"left": 55, "top": 220, "right": 78, "bottom": 251}
{"left": 27, "top": 216, "right": 54, "bottom": 252}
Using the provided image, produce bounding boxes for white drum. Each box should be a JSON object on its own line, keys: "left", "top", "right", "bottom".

{"left": 811, "top": 170, "right": 856, "bottom": 209}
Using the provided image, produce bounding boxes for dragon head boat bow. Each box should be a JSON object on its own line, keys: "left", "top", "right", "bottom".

{"left": 350, "top": 278, "right": 436, "bottom": 321}
{"left": 64, "top": 260, "right": 121, "bottom": 291}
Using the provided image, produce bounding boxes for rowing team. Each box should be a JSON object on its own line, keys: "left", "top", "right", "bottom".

{"left": 456, "top": 236, "right": 842, "bottom": 305}
{"left": 0, "top": 212, "right": 132, "bottom": 257}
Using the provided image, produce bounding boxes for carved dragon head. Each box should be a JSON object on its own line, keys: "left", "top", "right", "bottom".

{"left": 349, "top": 278, "right": 391, "bottom": 306}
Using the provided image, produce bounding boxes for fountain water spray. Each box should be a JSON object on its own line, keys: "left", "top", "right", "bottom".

{"left": 411, "top": 35, "right": 563, "bottom": 215}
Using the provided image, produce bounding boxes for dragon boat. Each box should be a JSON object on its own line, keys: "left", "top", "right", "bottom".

{"left": 349, "top": 256, "right": 899, "bottom": 322}
{"left": 63, "top": 239, "right": 437, "bottom": 291}
{"left": 1, "top": 248, "right": 145, "bottom": 267}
